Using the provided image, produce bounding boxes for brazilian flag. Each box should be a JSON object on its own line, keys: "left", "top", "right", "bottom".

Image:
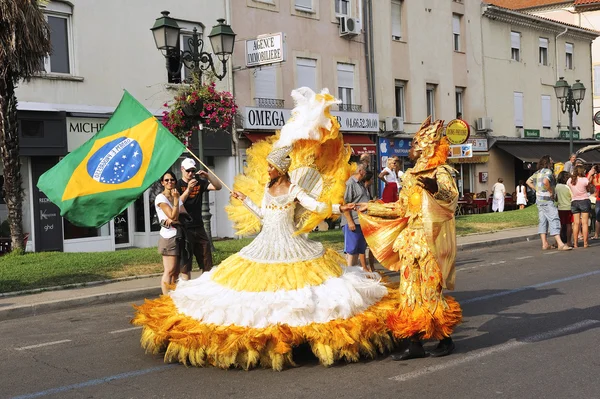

{"left": 37, "top": 91, "right": 186, "bottom": 228}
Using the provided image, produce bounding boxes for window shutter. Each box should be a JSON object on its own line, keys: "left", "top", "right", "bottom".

{"left": 452, "top": 15, "right": 460, "bottom": 35}
{"left": 511, "top": 32, "right": 520, "bottom": 50}
{"left": 541, "top": 95, "right": 551, "bottom": 128}
{"left": 539, "top": 37, "right": 548, "bottom": 49}
{"left": 254, "top": 66, "right": 277, "bottom": 99}
{"left": 514, "top": 92, "right": 524, "bottom": 127}
{"left": 295, "top": 0, "right": 312, "bottom": 10}
{"left": 296, "top": 58, "right": 317, "bottom": 91}
{"left": 566, "top": 43, "right": 574, "bottom": 54}
{"left": 337, "top": 63, "right": 354, "bottom": 88}
{"left": 391, "top": 1, "right": 402, "bottom": 38}
{"left": 594, "top": 65, "right": 600, "bottom": 96}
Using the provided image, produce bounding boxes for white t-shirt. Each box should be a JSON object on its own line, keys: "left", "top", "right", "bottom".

{"left": 155, "top": 193, "right": 183, "bottom": 239}
{"left": 382, "top": 167, "right": 399, "bottom": 184}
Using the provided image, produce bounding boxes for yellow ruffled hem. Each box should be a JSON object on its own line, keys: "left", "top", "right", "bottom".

{"left": 132, "top": 288, "right": 398, "bottom": 371}
{"left": 210, "top": 248, "right": 345, "bottom": 292}
{"left": 386, "top": 295, "right": 462, "bottom": 340}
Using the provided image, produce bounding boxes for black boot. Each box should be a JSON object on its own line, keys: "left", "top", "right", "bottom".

{"left": 390, "top": 340, "right": 426, "bottom": 361}
{"left": 429, "top": 336, "right": 455, "bottom": 357}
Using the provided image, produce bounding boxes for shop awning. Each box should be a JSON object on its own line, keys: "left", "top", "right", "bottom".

{"left": 343, "top": 134, "right": 377, "bottom": 155}
{"left": 496, "top": 142, "right": 600, "bottom": 164}
{"left": 448, "top": 153, "right": 489, "bottom": 164}
{"left": 243, "top": 132, "right": 274, "bottom": 143}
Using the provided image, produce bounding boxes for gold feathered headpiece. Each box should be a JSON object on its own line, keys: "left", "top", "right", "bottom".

{"left": 266, "top": 145, "right": 292, "bottom": 174}
{"left": 412, "top": 116, "right": 445, "bottom": 160}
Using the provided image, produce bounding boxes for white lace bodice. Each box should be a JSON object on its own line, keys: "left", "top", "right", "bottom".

{"left": 239, "top": 184, "right": 340, "bottom": 263}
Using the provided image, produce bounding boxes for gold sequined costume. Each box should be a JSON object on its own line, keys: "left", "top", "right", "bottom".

{"left": 359, "top": 117, "right": 462, "bottom": 340}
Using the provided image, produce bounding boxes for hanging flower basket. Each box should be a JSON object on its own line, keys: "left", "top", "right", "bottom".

{"left": 162, "top": 80, "right": 238, "bottom": 146}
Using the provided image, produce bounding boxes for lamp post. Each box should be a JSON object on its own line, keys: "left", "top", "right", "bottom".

{"left": 151, "top": 11, "right": 236, "bottom": 244}
{"left": 554, "top": 77, "right": 586, "bottom": 155}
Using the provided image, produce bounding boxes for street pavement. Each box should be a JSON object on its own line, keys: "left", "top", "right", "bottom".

{"left": 4, "top": 226, "right": 600, "bottom": 398}
{"left": 0, "top": 226, "right": 540, "bottom": 322}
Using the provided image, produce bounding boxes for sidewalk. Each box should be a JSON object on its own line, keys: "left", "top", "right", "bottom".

{"left": 0, "top": 226, "right": 540, "bottom": 322}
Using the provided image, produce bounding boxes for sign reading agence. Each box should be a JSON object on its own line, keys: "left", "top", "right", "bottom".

{"left": 246, "top": 33, "right": 285, "bottom": 67}
{"left": 445, "top": 119, "right": 470, "bottom": 145}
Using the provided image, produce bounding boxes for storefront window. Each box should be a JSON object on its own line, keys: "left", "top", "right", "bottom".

{"left": 63, "top": 219, "right": 109, "bottom": 239}
{"left": 134, "top": 196, "right": 146, "bottom": 232}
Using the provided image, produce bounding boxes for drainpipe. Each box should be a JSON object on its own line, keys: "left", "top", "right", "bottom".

{"left": 555, "top": 27, "right": 568, "bottom": 129}
{"left": 368, "top": 0, "right": 376, "bottom": 113}
{"left": 225, "top": 0, "right": 239, "bottom": 173}
{"left": 362, "top": 0, "right": 375, "bottom": 112}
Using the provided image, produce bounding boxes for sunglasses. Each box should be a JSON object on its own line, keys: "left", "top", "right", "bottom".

{"left": 163, "top": 178, "right": 176, "bottom": 183}
{"left": 185, "top": 169, "right": 196, "bottom": 173}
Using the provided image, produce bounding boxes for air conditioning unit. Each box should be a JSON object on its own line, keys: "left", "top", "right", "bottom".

{"left": 340, "top": 16, "right": 360, "bottom": 37}
{"left": 475, "top": 117, "right": 493, "bottom": 132}
{"left": 385, "top": 116, "right": 404, "bottom": 132}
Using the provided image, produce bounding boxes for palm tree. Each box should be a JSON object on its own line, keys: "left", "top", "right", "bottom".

{"left": 0, "top": 0, "right": 51, "bottom": 253}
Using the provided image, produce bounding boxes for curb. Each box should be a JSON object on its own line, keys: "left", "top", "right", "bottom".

{"left": 457, "top": 234, "right": 539, "bottom": 251}
{"left": 0, "top": 287, "right": 160, "bottom": 323}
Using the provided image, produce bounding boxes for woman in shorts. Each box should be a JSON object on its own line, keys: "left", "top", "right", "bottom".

{"left": 155, "top": 171, "right": 186, "bottom": 294}
{"left": 567, "top": 165, "right": 593, "bottom": 248}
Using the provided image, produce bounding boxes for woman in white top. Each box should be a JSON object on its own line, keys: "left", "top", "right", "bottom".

{"left": 516, "top": 180, "right": 527, "bottom": 210}
{"left": 491, "top": 178, "right": 506, "bottom": 212}
{"left": 379, "top": 157, "right": 399, "bottom": 203}
{"left": 155, "top": 171, "right": 186, "bottom": 295}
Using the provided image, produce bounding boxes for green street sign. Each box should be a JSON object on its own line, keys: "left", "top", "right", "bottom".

{"left": 595, "top": 133, "right": 600, "bottom": 140}
{"left": 559, "top": 130, "right": 580, "bottom": 139}
{"left": 523, "top": 129, "right": 540, "bottom": 138}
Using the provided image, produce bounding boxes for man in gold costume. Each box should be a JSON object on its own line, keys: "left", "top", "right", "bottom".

{"left": 358, "top": 117, "right": 462, "bottom": 360}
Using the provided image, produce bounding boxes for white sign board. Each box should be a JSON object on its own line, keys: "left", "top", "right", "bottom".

{"left": 66, "top": 117, "right": 109, "bottom": 152}
{"left": 246, "top": 33, "right": 285, "bottom": 67}
{"left": 448, "top": 144, "right": 473, "bottom": 158}
{"left": 466, "top": 138, "right": 488, "bottom": 152}
{"left": 243, "top": 107, "right": 380, "bottom": 132}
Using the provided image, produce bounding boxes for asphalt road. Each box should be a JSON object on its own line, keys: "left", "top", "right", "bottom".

{"left": 2, "top": 240, "right": 600, "bottom": 399}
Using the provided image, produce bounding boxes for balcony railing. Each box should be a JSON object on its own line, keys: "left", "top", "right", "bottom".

{"left": 338, "top": 103, "right": 362, "bottom": 112}
{"left": 254, "top": 98, "right": 285, "bottom": 108}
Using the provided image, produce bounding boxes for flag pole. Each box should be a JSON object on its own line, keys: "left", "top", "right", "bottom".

{"left": 185, "top": 149, "right": 233, "bottom": 193}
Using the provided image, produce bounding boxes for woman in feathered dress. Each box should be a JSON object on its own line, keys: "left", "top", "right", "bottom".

{"left": 132, "top": 88, "right": 398, "bottom": 370}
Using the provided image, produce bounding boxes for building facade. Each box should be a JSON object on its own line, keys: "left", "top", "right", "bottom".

{"left": 231, "top": 0, "right": 379, "bottom": 169}
{"left": 6, "top": 0, "right": 237, "bottom": 252}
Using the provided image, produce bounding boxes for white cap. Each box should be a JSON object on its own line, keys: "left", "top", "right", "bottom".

{"left": 181, "top": 158, "right": 196, "bottom": 171}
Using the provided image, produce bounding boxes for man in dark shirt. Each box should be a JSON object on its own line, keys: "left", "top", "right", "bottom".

{"left": 177, "top": 158, "right": 222, "bottom": 279}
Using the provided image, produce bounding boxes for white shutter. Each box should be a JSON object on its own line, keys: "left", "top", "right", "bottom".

{"left": 511, "top": 31, "right": 520, "bottom": 50}
{"left": 391, "top": 1, "right": 402, "bottom": 38}
{"left": 295, "top": 0, "right": 312, "bottom": 10}
{"left": 337, "top": 63, "right": 354, "bottom": 88}
{"left": 514, "top": 92, "right": 524, "bottom": 128}
{"left": 566, "top": 42, "right": 574, "bottom": 54}
{"left": 539, "top": 37, "right": 548, "bottom": 48}
{"left": 573, "top": 111, "right": 578, "bottom": 127}
{"left": 296, "top": 58, "right": 316, "bottom": 91}
{"left": 452, "top": 15, "right": 460, "bottom": 35}
{"left": 541, "top": 95, "right": 551, "bottom": 128}
{"left": 254, "top": 66, "right": 277, "bottom": 99}
{"left": 594, "top": 65, "right": 600, "bottom": 96}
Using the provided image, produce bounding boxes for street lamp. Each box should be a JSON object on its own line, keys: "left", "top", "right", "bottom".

{"left": 151, "top": 11, "right": 236, "bottom": 81}
{"left": 151, "top": 11, "right": 236, "bottom": 246}
{"left": 554, "top": 77, "right": 586, "bottom": 155}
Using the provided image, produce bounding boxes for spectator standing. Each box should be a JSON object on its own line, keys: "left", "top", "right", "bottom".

{"left": 591, "top": 164, "right": 600, "bottom": 240}
{"left": 563, "top": 154, "right": 577, "bottom": 174}
{"left": 379, "top": 157, "right": 399, "bottom": 203}
{"left": 567, "top": 165, "right": 593, "bottom": 248}
{"left": 556, "top": 171, "right": 573, "bottom": 247}
{"left": 526, "top": 155, "right": 571, "bottom": 251}
{"left": 342, "top": 163, "right": 370, "bottom": 272}
{"left": 177, "top": 158, "right": 222, "bottom": 280}
{"left": 491, "top": 178, "right": 506, "bottom": 212}
{"left": 516, "top": 180, "right": 527, "bottom": 210}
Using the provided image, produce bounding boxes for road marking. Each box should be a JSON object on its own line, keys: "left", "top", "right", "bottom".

{"left": 461, "top": 269, "right": 600, "bottom": 304}
{"left": 515, "top": 256, "right": 533, "bottom": 260}
{"left": 15, "top": 340, "right": 71, "bottom": 351}
{"left": 389, "top": 319, "right": 600, "bottom": 382}
{"left": 109, "top": 326, "right": 142, "bottom": 334}
{"left": 10, "top": 365, "right": 176, "bottom": 399}
{"left": 457, "top": 261, "right": 505, "bottom": 272}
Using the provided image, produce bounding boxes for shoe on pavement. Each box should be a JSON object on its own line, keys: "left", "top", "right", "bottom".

{"left": 429, "top": 337, "right": 455, "bottom": 358}
{"left": 390, "top": 341, "right": 426, "bottom": 361}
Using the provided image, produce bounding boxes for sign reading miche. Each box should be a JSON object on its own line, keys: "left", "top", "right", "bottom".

{"left": 246, "top": 32, "right": 285, "bottom": 67}
{"left": 559, "top": 130, "right": 580, "bottom": 140}
{"left": 445, "top": 119, "right": 470, "bottom": 145}
{"left": 523, "top": 129, "right": 540, "bottom": 138}
{"left": 243, "top": 107, "right": 379, "bottom": 132}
